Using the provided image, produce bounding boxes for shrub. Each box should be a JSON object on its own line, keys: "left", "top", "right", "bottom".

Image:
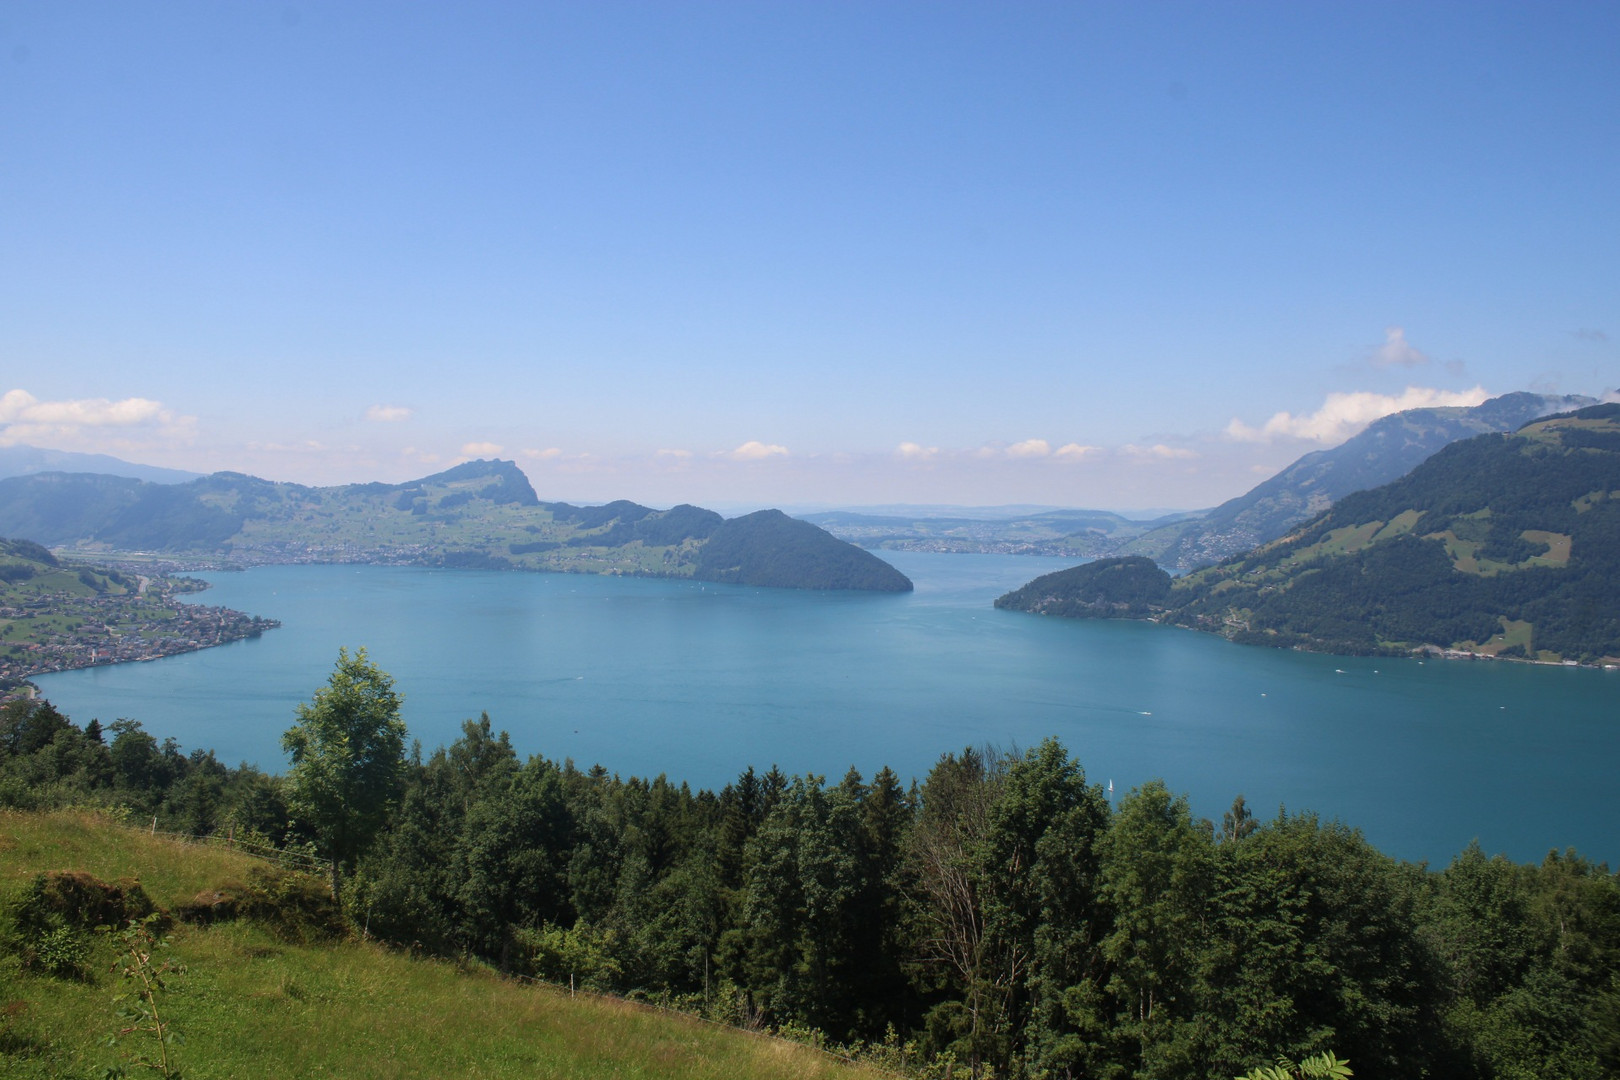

{"left": 174, "top": 865, "right": 343, "bottom": 944}
{"left": 9, "top": 871, "right": 157, "bottom": 979}
{"left": 12, "top": 870, "right": 158, "bottom": 934}
{"left": 28, "top": 925, "right": 89, "bottom": 978}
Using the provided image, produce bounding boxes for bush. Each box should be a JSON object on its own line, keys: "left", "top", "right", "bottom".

{"left": 12, "top": 871, "right": 158, "bottom": 935}
{"left": 27, "top": 925, "right": 89, "bottom": 978}
{"left": 9, "top": 871, "right": 157, "bottom": 979}
{"left": 174, "top": 864, "right": 343, "bottom": 944}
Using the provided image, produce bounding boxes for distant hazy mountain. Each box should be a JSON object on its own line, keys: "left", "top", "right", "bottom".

{"left": 1117, "top": 392, "right": 1595, "bottom": 570}
{"left": 999, "top": 403, "right": 1620, "bottom": 662}
{"left": 806, "top": 503, "right": 1086, "bottom": 520}
{"left": 800, "top": 506, "right": 1200, "bottom": 557}
{"left": 0, "top": 444, "right": 202, "bottom": 485}
{"left": 0, "top": 459, "right": 911, "bottom": 592}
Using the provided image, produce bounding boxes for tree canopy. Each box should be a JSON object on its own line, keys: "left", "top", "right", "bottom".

{"left": 281, "top": 647, "right": 408, "bottom": 904}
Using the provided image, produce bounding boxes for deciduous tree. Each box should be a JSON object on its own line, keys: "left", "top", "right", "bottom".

{"left": 281, "top": 647, "right": 408, "bottom": 909}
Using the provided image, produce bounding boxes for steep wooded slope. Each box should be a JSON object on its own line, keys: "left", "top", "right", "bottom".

{"left": 1118, "top": 392, "right": 1594, "bottom": 570}
{"left": 999, "top": 404, "right": 1620, "bottom": 661}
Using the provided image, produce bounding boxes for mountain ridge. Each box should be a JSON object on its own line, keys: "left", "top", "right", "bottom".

{"left": 1116, "top": 392, "right": 1596, "bottom": 570}
{"left": 0, "top": 444, "right": 204, "bottom": 485}
{"left": 0, "top": 460, "right": 912, "bottom": 593}
{"left": 996, "top": 403, "right": 1620, "bottom": 662}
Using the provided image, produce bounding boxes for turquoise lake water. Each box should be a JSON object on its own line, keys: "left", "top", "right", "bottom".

{"left": 32, "top": 551, "right": 1619, "bottom": 867}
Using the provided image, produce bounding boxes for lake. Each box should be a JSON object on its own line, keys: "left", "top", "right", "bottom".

{"left": 33, "top": 551, "right": 1619, "bottom": 867}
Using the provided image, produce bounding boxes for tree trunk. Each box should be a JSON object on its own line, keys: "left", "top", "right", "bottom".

{"left": 329, "top": 856, "right": 343, "bottom": 911}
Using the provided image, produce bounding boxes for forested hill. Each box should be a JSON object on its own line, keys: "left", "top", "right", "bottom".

{"left": 0, "top": 459, "right": 912, "bottom": 592}
{"left": 694, "top": 509, "right": 914, "bottom": 591}
{"left": 1117, "top": 391, "right": 1593, "bottom": 570}
{"left": 998, "top": 403, "right": 1620, "bottom": 661}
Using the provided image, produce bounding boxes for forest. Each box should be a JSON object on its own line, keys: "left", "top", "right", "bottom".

{"left": 2, "top": 653, "right": 1617, "bottom": 1080}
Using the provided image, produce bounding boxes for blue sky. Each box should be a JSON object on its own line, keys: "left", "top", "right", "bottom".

{"left": 1, "top": 2, "right": 1615, "bottom": 511}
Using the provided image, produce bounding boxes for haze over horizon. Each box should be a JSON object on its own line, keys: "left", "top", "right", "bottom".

{"left": 2, "top": 3, "right": 1616, "bottom": 510}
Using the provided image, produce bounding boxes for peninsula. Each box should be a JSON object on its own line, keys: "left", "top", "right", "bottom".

{"left": 0, "top": 537, "right": 277, "bottom": 691}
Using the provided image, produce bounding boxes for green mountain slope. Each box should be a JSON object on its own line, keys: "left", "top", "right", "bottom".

{"left": 0, "top": 810, "right": 887, "bottom": 1080}
{"left": 0, "top": 461, "right": 911, "bottom": 592}
{"left": 1118, "top": 392, "right": 1593, "bottom": 570}
{"left": 998, "top": 404, "right": 1620, "bottom": 661}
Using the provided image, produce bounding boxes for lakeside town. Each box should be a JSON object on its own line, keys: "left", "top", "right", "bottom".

{"left": 0, "top": 571, "right": 278, "bottom": 695}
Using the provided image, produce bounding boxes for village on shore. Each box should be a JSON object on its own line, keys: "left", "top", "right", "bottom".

{"left": 0, "top": 570, "right": 278, "bottom": 696}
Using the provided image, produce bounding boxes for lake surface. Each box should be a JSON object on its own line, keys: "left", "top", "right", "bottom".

{"left": 33, "top": 552, "right": 1619, "bottom": 867}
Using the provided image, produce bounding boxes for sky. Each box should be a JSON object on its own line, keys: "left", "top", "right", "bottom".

{"left": 1, "top": 2, "right": 1616, "bottom": 512}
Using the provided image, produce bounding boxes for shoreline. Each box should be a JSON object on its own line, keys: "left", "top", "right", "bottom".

{"left": 0, "top": 569, "right": 280, "bottom": 696}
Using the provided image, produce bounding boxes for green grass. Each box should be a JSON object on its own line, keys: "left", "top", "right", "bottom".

{"left": 0, "top": 811, "right": 885, "bottom": 1080}
{"left": 1282, "top": 520, "right": 1384, "bottom": 566}
{"left": 1518, "top": 529, "right": 1571, "bottom": 568}
{"left": 1466, "top": 617, "right": 1534, "bottom": 656}
{"left": 1570, "top": 488, "right": 1620, "bottom": 513}
{"left": 1370, "top": 508, "right": 1425, "bottom": 542}
{"left": 1424, "top": 528, "right": 1571, "bottom": 577}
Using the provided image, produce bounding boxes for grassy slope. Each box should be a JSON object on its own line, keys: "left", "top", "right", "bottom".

{"left": 0, "top": 810, "right": 881, "bottom": 1080}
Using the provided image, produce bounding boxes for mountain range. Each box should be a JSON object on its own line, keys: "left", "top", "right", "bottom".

{"left": 1115, "top": 392, "right": 1596, "bottom": 570}
{"left": 803, "top": 393, "right": 1593, "bottom": 565}
{"left": 996, "top": 403, "right": 1620, "bottom": 662}
{"left": 799, "top": 506, "right": 1195, "bottom": 557}
{"left": 0, "top": 459, "right": 912, "bottom": 593}
{"left": 0, "top": 444, "right": 202, "bottom": 485}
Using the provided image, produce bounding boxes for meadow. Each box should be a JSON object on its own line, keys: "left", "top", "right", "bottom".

{"left": 0, "top": 809, "right": 888, "bottom": 1080}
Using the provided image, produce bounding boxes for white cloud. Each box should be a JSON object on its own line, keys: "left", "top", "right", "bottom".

{"left": 461, "top": 441, "right": 503, "bottom": 457}
{"left": 1371, "top": 326, "right": 1429, "bottom": 368}
{"left": 1006, "top": 438, "right": 1051, "bottom": 458}
{"left": 0, "top": 388, "right": 195, "bottom": 447}
{"left": 902, "top": 439, "right": 1097, "bottom": 464}
{"left": 245, "top": 439, "right": 355, "bottom": 456}
{"left": 366, "top": 404, "right": 413, "bottom": 422}
{"left": 0, "top": 390, "right": 160, "bottom": 426}
{"left": 523, "top": 447, "right": 565, "bottom": 460}
{"left": 896, "top": 441, "right": 939, "bottom": 461}
{"left": 730, "top": 440, "right": 789, "bottom": 461}
{"left": 654, "top": 449, "right": 694, "bottom": 470}
{"left": 1225, "top": 385, "right": 1490, "bottom": 444}
{"left": 1122, "top": 443, "right": 1199, "bottom": 461}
